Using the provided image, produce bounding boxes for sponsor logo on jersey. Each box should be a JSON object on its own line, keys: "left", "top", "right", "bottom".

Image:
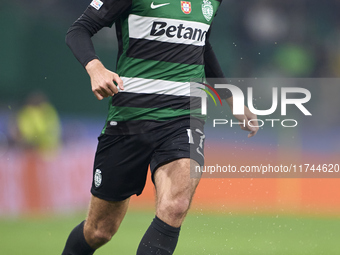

{"left": 150, "top": 21, "right": 207, "bottom": 42}
{"left": 94, "top": 169, "right": 102, "bottom": 187}
{"left": 90, "top": 0, "right": 103, "bottom": 10}
{"left": 202, "top": 0, "right": 213, "bottom": 21}
{"left": 151, "top": 2, "right": 170, "bottom": 9}
{"left": 128, "top": 15, "right": 209, "bottom": 46}
{"left": 181, "top": 1, "right": 192, "bottom": 14}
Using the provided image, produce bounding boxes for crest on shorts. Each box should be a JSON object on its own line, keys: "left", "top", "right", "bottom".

{"left": 181, "top": 1, "right": 191, "bottom": 14}
{"left": 94, "top": 169, "right": 102, "bottom": 187}
{"left": 202, "top": 0, "right": 213, "bottom": 21}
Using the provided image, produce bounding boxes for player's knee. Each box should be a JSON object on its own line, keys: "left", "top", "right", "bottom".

{"left": 89, "top": 229, "right": 114, "bottom": 246}
{"left": 85, "top": 223, "right": 120, "bottom": 248}
{"left": 159, "top": 197, "right": 191, "bottom": 220}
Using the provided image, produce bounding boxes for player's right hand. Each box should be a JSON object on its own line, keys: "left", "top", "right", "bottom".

{"left": 85, "top": 59, "right": 124, "bottom": 100}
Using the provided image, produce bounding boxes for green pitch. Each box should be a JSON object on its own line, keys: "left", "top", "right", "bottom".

{"left": 1, "top": 210, "right": 339, "bottom": 254}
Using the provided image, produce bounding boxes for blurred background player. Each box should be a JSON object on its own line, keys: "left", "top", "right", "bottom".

{"left": 15, "top": 91, "right": 61, "bottom": 153}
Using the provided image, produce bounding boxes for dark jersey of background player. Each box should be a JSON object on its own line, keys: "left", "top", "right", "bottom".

{"left": 66, "top": 0, "right": 232, "bottom": 135}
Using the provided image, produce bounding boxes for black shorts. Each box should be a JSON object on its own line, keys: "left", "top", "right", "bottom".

{"left": 91, "top": 118, "right": 205, "bottom": 201}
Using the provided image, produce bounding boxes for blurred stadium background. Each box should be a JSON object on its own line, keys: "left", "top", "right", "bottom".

{"left": 1, "top": 0, "right": 340, "bottom": 254}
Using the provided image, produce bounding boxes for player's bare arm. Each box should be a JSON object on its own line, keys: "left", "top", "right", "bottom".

{"left": 85, "top": 59, "right": 124, "bottom": 100}
{"left": 226, "top": 96, "right": 259, "bottom": 138}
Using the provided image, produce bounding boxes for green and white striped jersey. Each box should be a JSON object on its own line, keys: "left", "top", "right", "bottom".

{"left": 91, "top": 0, "right": 222, "bottom": 134}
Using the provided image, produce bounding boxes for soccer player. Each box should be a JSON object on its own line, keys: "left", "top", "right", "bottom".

{"left": 62, "top": 0, "right": 258, "bottom": 254}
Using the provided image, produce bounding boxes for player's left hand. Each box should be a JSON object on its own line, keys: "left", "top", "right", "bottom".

{"left": 226, "top": 97, "right": 259, "bottom": 138}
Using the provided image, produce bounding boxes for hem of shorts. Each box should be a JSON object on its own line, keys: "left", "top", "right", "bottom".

{"left": 150, "top": 156, "right": 203, "bottom": 184}
{"left": 91, "top": 189, "right": 142, "bottom": 202}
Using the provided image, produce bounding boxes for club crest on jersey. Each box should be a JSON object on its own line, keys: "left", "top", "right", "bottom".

{"left": 202, "top": 0, "right": 213, "bottom": 21}
{"left": 181, "top": 1, "right": 192, "bottom": 14}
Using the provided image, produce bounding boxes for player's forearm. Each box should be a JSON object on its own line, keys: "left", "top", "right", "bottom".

{"left": 66, "top": 0, "right": 132, "bottom": 68}
{"left": 204, "top": 40, "right": 232, "bottom": 99}
{"left": 204, "top": 40, "right": 225, "bottom": 78}
{"left": 65, "top": 14, "right": 102, "bottom": 68}
{"left": 226, "top": 97, "right": 233, "bottom": 109}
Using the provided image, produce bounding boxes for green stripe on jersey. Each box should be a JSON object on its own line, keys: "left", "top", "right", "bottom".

{"left": 117, "top": 56, "right": 205, "bottom": 82}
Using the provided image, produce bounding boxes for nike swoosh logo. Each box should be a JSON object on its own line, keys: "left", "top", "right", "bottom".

{"left": 151, "top": 2, "right": 170, "bottom": 9}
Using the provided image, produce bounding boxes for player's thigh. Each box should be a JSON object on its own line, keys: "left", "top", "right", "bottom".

{"left": 85, "top": 195, "right": 130, "bottom": 235}
{"left": 154, "top": 158, "right": 201, "bottom": 210}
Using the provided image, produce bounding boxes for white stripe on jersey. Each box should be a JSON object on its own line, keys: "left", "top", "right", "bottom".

{"left": 128, "top": 14, "right": 210, "bottom": 47}
{"left": 119, "top": 77, "right": 206, "bottom": 98}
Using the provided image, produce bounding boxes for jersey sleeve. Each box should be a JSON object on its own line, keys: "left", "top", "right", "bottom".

{"left": 65, "top": 0, "right": 131, "bottom": 68}
{"left": 84, "top": 0, "right": 132, "bottom": 27}
{"left": 204, "top": 30, "right": 232, "bottom": 99}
